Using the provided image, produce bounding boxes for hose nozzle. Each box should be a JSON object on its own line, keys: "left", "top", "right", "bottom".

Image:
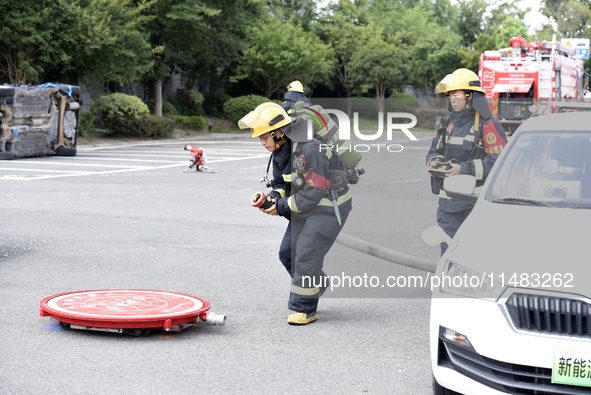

{"left": 251, "top": 191, "right": 274, "bottom": 209}
{"left": 200, "top": 312, "right": 227, "bottom": 326}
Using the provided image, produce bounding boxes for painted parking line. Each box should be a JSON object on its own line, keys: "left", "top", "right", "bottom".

{"left": 0, "top": 139, "right": 268, "bottom": 181}
{"left": 78, "top": 151, "right": 259, "bottom": 159}
{"left": 0, "top": 153, "right": 269, "bottom": 181}
{"left": 0, "top": 163, "right": 181, "bottom": 181}
{"left": 2, "top": 160, "right": 153, "bottom": 168}
{"left": 0, "top": 167, "right": 97, "bottom": 174}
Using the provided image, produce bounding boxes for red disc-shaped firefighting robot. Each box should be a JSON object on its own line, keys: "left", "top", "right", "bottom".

{"left": 40, "top": 289, "right": 226, "bottom": 334}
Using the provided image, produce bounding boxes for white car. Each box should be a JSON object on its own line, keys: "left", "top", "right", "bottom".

{"left": 426, "top": 112, "right": 591, "bottom": 395}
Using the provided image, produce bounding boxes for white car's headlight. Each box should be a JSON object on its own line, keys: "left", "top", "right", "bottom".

{"left": 438, "top": 260, "right": 506, "bottom": 300}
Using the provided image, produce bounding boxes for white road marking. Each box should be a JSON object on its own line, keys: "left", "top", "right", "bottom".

{"left": 0, "top": 151, "right": 268, "bottom": 180}
{"left": 2, "top": 160, "right": 151, "bottom": 168}
{"left": 0, "top": 167, "right": 96, "bottom": 174}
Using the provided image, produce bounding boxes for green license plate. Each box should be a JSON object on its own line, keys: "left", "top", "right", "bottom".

{"left": 552, "top": 350, "right": 591, "bottom": 388}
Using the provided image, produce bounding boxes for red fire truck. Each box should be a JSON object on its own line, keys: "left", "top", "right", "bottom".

{"left": 479, "top": 35, "right": 585, "bottom": 134}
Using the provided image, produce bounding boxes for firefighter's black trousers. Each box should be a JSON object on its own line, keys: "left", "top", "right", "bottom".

{"left": 287, "top": 211, "right": 347, "bottom": 313}
{"left": 437, "top": 206, "right": 473, "bottom": 255}
{"left": 279, "top": 222, "right": 292, "bottom": 274}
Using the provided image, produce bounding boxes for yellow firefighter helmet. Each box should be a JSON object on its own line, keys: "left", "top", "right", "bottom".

{"left": 287, "top": 80, "right": 304, "bottom": 93}
{"left": 435, "top": 68, "right": 486, "bottom": 94}
{"left": 238, "top": 102, "right": 292, "bottom": 138}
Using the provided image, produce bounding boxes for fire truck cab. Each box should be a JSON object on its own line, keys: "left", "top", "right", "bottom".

{"left": 479, "top": 35, "right": 585, "bottom": 134}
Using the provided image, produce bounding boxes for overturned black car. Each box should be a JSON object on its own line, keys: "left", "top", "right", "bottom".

{"left": 0, "top": 83, "right": 81, "bottom": 159}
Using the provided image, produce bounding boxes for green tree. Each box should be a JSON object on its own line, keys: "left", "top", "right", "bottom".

{"left": 78, "top": 0, "right": 153, "bottom": 88}
{"left": 495, "top": 16, "right": 530, "bottom": 48}
{"left": 348, "top": 25, "right": 409, "bottom": 113}
{"left": 0, "top": 0, "right": 152, "bottom": 85}
{"left": 317, "top": 0, "right": 369, "bottom": 113}
{"left": 455, "top": 0, "right": 487, "bottom": 48}
{"left": 411, "top": 26, "right": 463, "bottom": 89}
{"left": 535, "top": 24, "right": 558, "bottom": 41}
{"left": 232, "top": 18, "right": 334, "bottom": 97}
{"left": 180, "top": 0, "right": 265, "bottom": 95}
{"left": 458, "top": 32, "right": 496, "bottom": 71}
{"left": 484, "top": 0, "right": 527, "bottom": 34}
{"left": 423, "top": 0, "right": 458, "bottom": 30}
{"left": 267, "top": 0, "right": 318, "bottom": 31}
{"left": 558, "top": 0, "right": 591, "bottom": 38}
{"left": 139, "top": 0, "right": 220, "bottom": 116}
{"left": 362, "top": 1, "right": 462, "bottom": 90}
{"left": 542, "top": 0, "right": 562, "bottom": 17}
{"left": 0, "top": 0, "right": 42, "bottom": 82}
{"left": 540, "top": 1, "right": 591, "bottom": 42}
{"left": 454, "top": 0, "right": 526, "bottom": 48}
{"left": 453, "top": 0, "right": 529, "bottom": 70}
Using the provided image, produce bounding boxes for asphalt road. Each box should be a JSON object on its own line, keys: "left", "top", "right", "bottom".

{"left": 0, "top": 131, "right": 441, "bottom": 394}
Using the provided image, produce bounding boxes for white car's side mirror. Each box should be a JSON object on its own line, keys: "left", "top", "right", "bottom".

{"left": 443, "top": 175, "right": 478, "bottom": 204}
{"left": 444, "top": 174, "right": 476, "bottom": 195}
{"left": 421, "top": 225, "right": 453, "bottom": 247}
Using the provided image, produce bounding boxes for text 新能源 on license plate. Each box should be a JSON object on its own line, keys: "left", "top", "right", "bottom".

{"left": 552, "top": 350, "right": 591, "bottom": 388}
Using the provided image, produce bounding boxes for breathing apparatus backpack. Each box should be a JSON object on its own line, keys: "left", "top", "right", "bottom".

{"left": 292, "top": 101, "right": 365, "bottom": 184}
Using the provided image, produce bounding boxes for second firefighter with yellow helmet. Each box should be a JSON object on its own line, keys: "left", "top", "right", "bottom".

{"left": 426, "top": 68, "right": 507, "bottom": 254}
{"left": 282, "top": 80, "right": 312, "bottom": 115}
{"left": 238, "top": 102, "right": 352, "bottom": 325}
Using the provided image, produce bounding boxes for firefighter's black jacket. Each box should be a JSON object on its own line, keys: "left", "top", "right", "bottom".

{"left": 426, "top": 107, "right": 506, "bottom": 212}
{"left": 268, "top": 140, "right": 292, "bottom": 200}
{"left": 276, "top": 139, "right": 352, "bottom": 218}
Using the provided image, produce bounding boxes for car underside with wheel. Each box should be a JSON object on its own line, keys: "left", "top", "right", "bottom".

{"left": 0, "top": 83, "right": 81, "bottom": 159}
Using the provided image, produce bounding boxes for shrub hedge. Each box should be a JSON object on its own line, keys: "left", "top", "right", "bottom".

{"left": 91, "top": 93, "right": 176, "bottom": 137}
{"left": 387, "top": 92, "right": 420, "bottom": 111}
{"left": 91, "top": 93, "right": 149, "bottom": 135}
{"left": 223, "top": 94, "right": 269, "bottom": 123}
{"left": 134, "top": 115, "right": 176, "bottom": 138}
{"left": 78, "top": 112, "right": 94, "bottom": 137}
{"left": 170, "top": 115, "right": 208, "bottom": 129}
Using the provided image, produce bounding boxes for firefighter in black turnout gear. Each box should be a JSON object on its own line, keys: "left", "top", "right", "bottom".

{"left": 249, "top": 106, "right": 293, "bottom": 276}
{"left": 239, "top": 102, "right": 352, "bottom": 325}
{"left": 426, "top": 68, "right": 507, "bottom": 254}
{"left": 281, "top": 80, "right": 312, "bottom": 116}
